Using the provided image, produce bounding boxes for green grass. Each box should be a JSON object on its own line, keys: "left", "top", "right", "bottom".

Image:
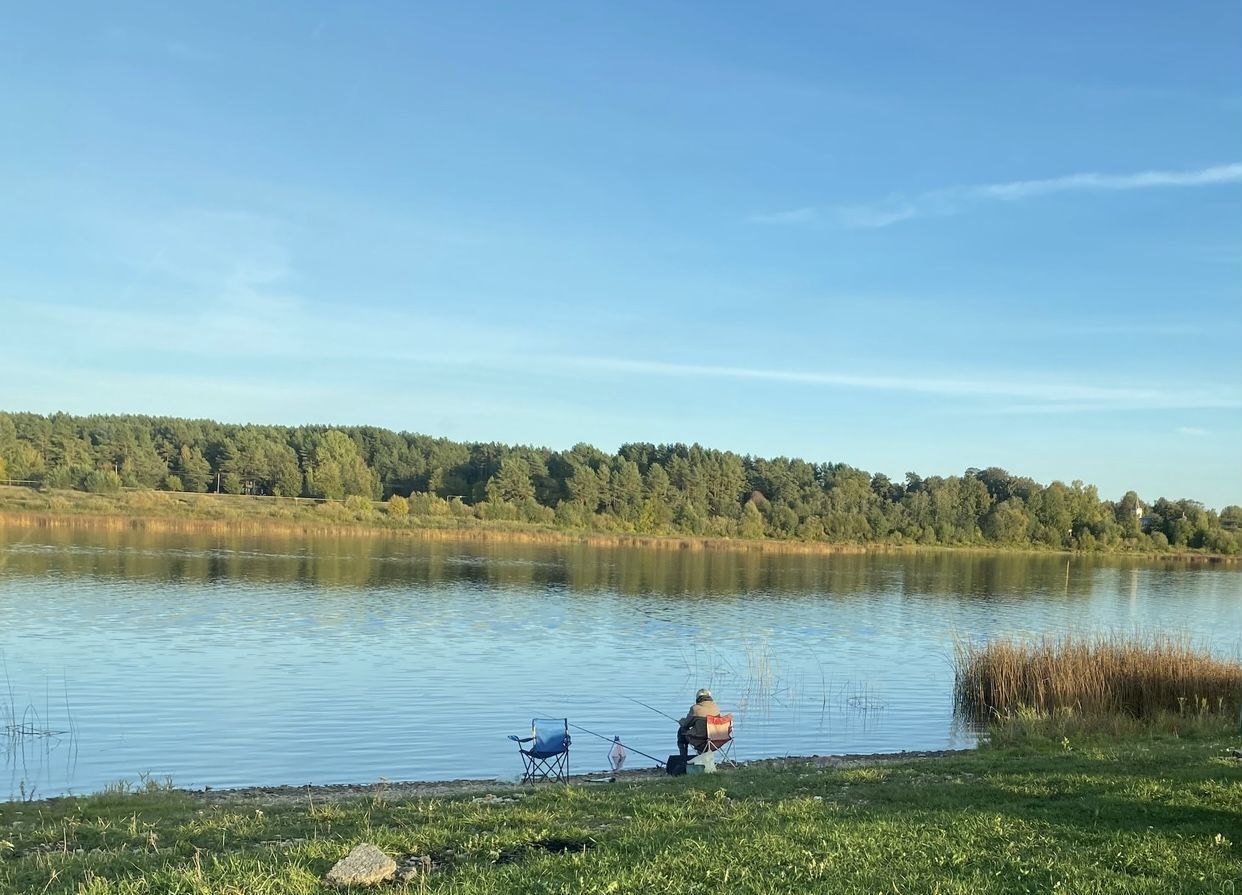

{"left": 2, "top": 724, "right": 1239, "bottom": 894}
{"left": 986, "top": 705, "right": 1240, "bottom": 747}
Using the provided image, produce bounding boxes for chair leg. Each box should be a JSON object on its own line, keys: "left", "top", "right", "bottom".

{"left": 520, "top": 753, "right": 571, "bottom": 784}
{"left": 703, "top": 742, "right": 736, "bottom": 768}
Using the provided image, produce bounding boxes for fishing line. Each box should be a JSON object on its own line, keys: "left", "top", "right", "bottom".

{"left": 533, "top": 710, "right": 667, "bottom": 767}
{"left": 567, "top": 722, "right": 666, "bottom": 767}
{"left": 621, "top": 695, "right": 681, "bottom": 724}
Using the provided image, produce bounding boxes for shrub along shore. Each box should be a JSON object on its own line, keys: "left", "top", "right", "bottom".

{"left": 2, "top": 411, "right": 1239, "bottom": 557}
{"left": 0, "top": 487, "right": 1237, "bottom": 562}
{"left": 1, "top": 719, "right": 1239, "bottom": 894}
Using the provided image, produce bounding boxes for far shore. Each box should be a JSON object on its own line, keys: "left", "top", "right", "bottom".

{"left": 0, "top": 486, "right": 1235, "bottom": 563}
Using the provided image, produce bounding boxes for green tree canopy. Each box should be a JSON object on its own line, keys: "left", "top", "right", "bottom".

{"left": 308, "top": 430, "right": 378, "bottom": 500}
{"left": 485, "top": 457, "right": 535, "bottom": 504}
{"left": 0, "top": 410, "right": 1237, "bottom": 556}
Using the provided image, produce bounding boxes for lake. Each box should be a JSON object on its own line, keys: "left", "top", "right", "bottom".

{"left": 2, "top": 526, "right": 1239, "bottom": 800}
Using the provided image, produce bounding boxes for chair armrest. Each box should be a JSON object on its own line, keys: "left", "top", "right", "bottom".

{"left": 508, "top": 735, "right": 535, "bottom": 743}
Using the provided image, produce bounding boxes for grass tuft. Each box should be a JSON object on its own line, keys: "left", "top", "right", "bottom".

{"left": 984, "top": 706, "right": 1237, "bottom": 748}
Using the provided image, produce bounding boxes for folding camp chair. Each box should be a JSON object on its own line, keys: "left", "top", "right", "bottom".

{"left": 509, "top": 718, "right": 571, "bottom": 783}
{"left": 696, "top": 714, "right": 736, "bottom": 766}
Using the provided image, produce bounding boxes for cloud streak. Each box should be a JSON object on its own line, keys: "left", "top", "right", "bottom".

{"left": 559, "top": 356, "right": 1242, "bottom": 414}
{"left": 747, "top": 207, "right": 819, "bottom": 225}
{"left": 752, "top": 162, "right": 1242, "bottom": 229}
{"left": 972, "top": 162, "right": 1242, "bottom": 200}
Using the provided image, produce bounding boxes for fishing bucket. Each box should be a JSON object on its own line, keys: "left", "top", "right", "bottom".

{"left": 687, "top": 752, "right": 717, "bottom": 774}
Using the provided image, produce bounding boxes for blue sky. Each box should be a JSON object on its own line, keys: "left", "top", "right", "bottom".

{"left": 1, "top": 2, "right": 1239, "bottom": 505}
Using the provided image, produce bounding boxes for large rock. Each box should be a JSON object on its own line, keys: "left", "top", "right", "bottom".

{"left": 324, "top": 843, "right": 397, "bottom": 888}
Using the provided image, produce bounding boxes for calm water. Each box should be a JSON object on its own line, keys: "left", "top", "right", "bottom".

{"left": 2, "top": 527, "right": 1239, "bottom": 800}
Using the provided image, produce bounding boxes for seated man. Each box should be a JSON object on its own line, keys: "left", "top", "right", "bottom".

{"left": 677, "top": 687, "right": 721, "bottom": 758}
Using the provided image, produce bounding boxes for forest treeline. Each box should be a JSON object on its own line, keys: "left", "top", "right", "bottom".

{"left": 1, "top": 411, "right": 1239, "bottom": 554}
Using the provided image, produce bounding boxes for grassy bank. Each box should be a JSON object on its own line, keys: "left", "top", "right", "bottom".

{"left": 2, "top": 723, "right": 1239, "bottom": 894}
{"left": 1, "top": 486, "right": 1235, "bottom": 561}
{"left": 0, "top": 486, "right": 876, "bottom": 554}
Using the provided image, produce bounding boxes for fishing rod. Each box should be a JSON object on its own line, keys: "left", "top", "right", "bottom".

{"left": 622, "top": 695, "right": 681, "bottom": 724}
{"left": 535, "top": 710, "right": 666, "bottom": 767}
{"left": 566, "top": 722, "right": 666, "bottom": 768}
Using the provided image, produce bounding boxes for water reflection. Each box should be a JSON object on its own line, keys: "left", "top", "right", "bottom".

{"left": 1, "top": 527, "right": 1215, "bottom": 598}
{"left": 0, "top": 527, "right": 1239, "bottom": 800}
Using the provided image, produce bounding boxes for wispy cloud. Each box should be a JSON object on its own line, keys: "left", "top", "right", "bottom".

{"left": 1, "top": 289, "right": 528, "bottom": 367}
{"left": 1177, "top": 426, "right": 1210, "bottom": 437}
{"left": 972, "top": 163, "right": 1242, "bottom": 200}
{"left": 557, "top": 356, "right": 1242, "bottom": 414}
{"left": 101, "top": 26, "right": 218, "bottom": 64}
{"left": 1, "top": 205, "right": 538, "bottom": 368}
{"left": 752, "top": 162, "right": 1242, "bottom": 229}
{"left": 833, "top": 204, "right": 919, "bottom": 229}
{"left": 163, "top": 41, "right": 217, "bottom": 63}
{"left": 748, "top": 207, "right": 819, "bottom": 225}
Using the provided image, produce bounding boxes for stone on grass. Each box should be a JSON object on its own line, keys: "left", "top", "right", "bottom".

{"left": 397, "top": 854, "right": 435, "bottom": 882}
{"left": 324, "top": 843, "right": 396, "bottom": 888}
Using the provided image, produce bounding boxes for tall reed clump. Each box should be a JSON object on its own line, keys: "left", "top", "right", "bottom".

{"left": 954, "top": 635, "right": 1242, "bottom": 722}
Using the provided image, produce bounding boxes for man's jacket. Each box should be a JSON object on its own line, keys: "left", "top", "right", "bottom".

{"left": 679, "top": 699, "right": 722, "bottom": 741}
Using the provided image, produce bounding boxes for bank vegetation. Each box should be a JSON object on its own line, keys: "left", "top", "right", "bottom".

{"left": 955, "top": 635, "right": 1242, "bottom": 725}
{"left": 2, "top": 411, "right": 1240, "bottom": 556}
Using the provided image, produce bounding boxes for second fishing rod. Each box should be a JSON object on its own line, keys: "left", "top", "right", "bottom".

{"left": 535, "top": 708, "right": 668, "bottom": 767}
{"left": 622, "top": 695, "right": 682, "bottom": 724}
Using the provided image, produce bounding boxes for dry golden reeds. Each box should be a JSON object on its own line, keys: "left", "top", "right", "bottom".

{"left": 0, "top": 509, "right": 881, "bottom": 554}
{"left": 954, "top": 635, "right": 1242, "bottom": 721}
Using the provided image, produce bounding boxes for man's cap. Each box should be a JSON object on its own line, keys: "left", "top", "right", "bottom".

{"left": 696, "top": 688, "right": 712, "bottom": 700}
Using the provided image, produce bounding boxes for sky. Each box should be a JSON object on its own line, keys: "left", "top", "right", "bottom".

{"left": 1, "top": 2, "right": 1239, "bottom": 505}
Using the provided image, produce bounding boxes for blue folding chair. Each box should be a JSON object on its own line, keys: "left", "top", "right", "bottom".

{"left": 509, "top": 718, "right": 571, "bottom": 783}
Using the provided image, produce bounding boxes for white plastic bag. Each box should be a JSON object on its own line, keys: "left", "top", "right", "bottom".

{"left": 608, "top": 736, "right": 627, "bottom": 771}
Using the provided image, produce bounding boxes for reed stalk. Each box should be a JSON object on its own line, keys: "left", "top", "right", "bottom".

{"left": 954, "top": 634, "right": 1242, "bottom": 721}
